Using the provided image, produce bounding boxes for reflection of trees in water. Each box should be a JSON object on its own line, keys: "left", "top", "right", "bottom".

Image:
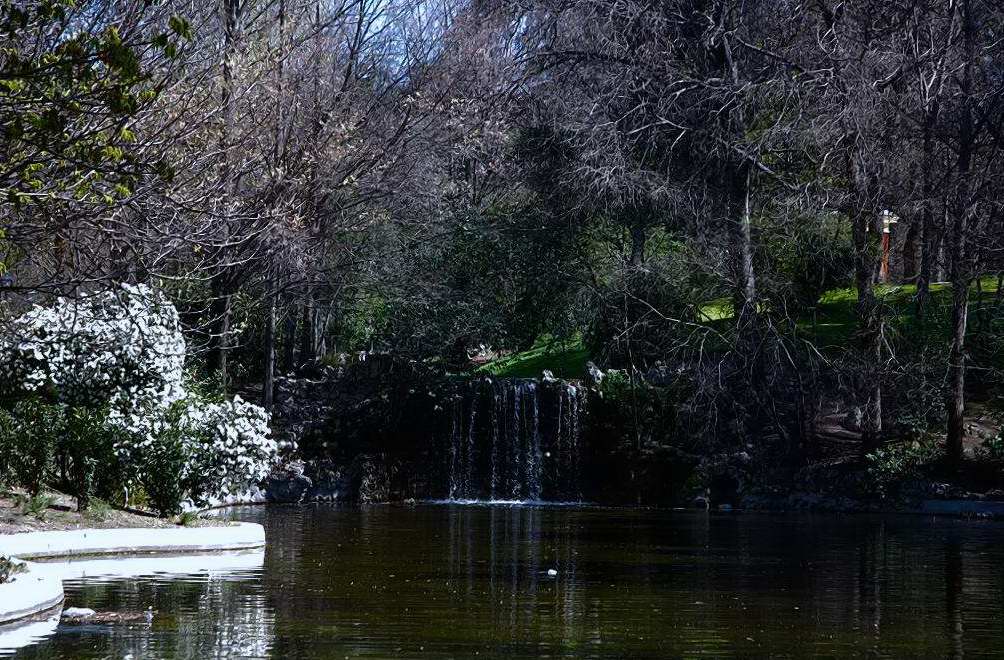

{"left": 945, "top": 535, "right": 964, "bottom": 660}
{"left": 746, "top": 517, "right": 1004, "bottom": 658}
{"left": 447, "top": 505, "right": 586, "bottom": 654}
{"left": 22, "top": 509, "right": 1004, "bottom": 659}
{"left": 171, "top": 575, "right": 273, "bottom": 659}
{"left": 49, "top": 562, "right": 272, "bottom": 659}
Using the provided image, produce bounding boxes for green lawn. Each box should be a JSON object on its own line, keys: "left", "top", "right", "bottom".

{"left": 476, "top": 277, "right": 1003, "bottom": 378}
{"left": 476, "top": 335, "right": 591, "bottom": 379}
{"left": 805, "top": 277, "right": 1001, "bottom": 347}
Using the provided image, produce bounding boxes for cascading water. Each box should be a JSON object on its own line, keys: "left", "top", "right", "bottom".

{"left": 555, "top": 384, "right": 583, "bottom": 502}
{"left": 444, "top": 378, "right": 584, "bottom": 503}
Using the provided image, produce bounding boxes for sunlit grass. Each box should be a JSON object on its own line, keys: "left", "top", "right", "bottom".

{"left": 477, "top": 277, "right": 1003, "bottom": 376}
{"left": 806, "top": 277, "right": 1000, "bottom": 347}
{"left": 476, "top": 335, "right": 591, "bottom": 379}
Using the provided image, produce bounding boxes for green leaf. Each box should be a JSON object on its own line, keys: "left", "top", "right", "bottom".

{"left": 102, "top": 145, "right": 124, "bottom": 161}
{"left": 168, "top": 15, "right": 192, "bottom": 40}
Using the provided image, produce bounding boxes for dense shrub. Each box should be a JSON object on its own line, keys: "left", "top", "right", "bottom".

{"left": 585, "top": 251, "right": 701, "bottom": 369}
{"left": 0, "top": 284, "right": 185, "bottom": 410}
{"left": 122, "top": 395, "right": 277, "bottom": 515}
{"left": 586, "top": 371, "right": 697, "bottom": 505}
{"left": 0, "top": 399, "right": 61, "bottom": 495}
{"left": 0, "top": 400, "right": 129, "bottom": 507}
{"left": 0, "top": 284, "right": 278, "bottom": 515}
{"left": 864, "top": 437, "right": 943, "bottom": 499}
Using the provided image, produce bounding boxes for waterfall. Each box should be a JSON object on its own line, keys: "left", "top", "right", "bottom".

{"left": 557, "top": 384, "right": 583, "bottom": 501}
{"left": 444, "top": 378, "right": 584, "bottom": 502}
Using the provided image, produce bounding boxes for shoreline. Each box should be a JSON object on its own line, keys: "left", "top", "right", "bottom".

{"left": 0, "top": 522, "right": 265, "bottom": 626}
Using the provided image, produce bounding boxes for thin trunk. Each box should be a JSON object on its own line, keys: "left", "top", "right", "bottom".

{"left": 732, "top": 161, "right": 757, "bottom": 323}
{"left": 211, "top": 0, "right": 242, "bottom": 391}
{"left": 282, "top": 308, "right": 296, "bottom": 373}
{"left": 299, "top": 0, "right": 322, "bottom": 367}
{"left": 263, "top": 282, "right": 276, "bottom": 410}
{"left": 207, "top": 279, "right": 232, "bottom": 391}
{"left": 629, "top": 220, "right": 646, "bottom": 268}
{"left": 719, "top": 32, "right": 756, "bottom": 325}
{"left": 902, "top": 217, "right": 919, "bottom": 282}
{"left": 262, "top": 0, "right": 285, "bottom": 411}
{"left": 946, "top": 0, "right": 974, "bottom": 469}
{"left": 850, "top": 149, "right": 883, "bottom": 456}
{"left": 946, "top": 270, "right": 969, "bottom": 466}
{"left": 916, "top": 104, "right": 938, "bottom": 319}
{"left": 300, "top": 287, "right": 315, "bottom": 365}
{"left": 994, "top": 272, "right": 1004, "bottom": 319}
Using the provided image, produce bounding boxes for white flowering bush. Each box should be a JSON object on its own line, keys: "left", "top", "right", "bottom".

{"left": 0, "top": 283, "right": 278, "bottom": 515}
{"left": 0, "top": 283, "right": 185, "bottom": 409}
{"left": 124, "top": 394, "right": 278, "bottom": 514}
{"left": 184, "top": 396, "right": 277, "bottom": 496}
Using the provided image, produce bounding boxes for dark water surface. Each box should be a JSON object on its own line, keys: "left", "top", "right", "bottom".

{"left": 8, "top": 505, "right": 1004, "bottom": 658}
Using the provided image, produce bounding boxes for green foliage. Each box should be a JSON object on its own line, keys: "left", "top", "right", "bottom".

{"left": 378, "top": 194, "right": 586, "bottom": 365}
{"left": 61, "top": 406, "right": 127, "bottom": 510}
{"left": 168, "top": 15, "right": 193, "bottom": 40}
{"left": 975, "top": 434, "right": 1004, "bottom": 462}
{"left": 763, "top": 212, "right": 855, "bottom": 311}
{"left": 0, "top": 398, "right": 128, "bottom": 511}
{"left": 178, "top": 510, "right": 201, "bottom": 527}
{"left": 0, "top": 399, "right": 60, "bottom": 495}
{"left": 0, "top": 556, "right": 26, "bottom": 585}
{"left": 584, "top": 246, "right": 702, "bottom": 368}
{"left": 589, "top": 373, "right": 697, "bottom": 504}
{"left": 332, "top": 293, "right": 390, "bottom": 352}
{"left": 84, "top": 497, "right": 112, "bottom": 522}
{"left": 0, "top": 2, "right": 186, "bottom": 205}
{"left": 17, "top": 492, "right": 56, "bottom": 520}
{"left": 132, "top": 401, "right": 196, "bottom": 517}
{"left": 864, "top": 438, "right": 944, "bottom": 498}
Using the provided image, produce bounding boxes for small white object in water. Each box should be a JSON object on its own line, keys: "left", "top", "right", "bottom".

{"left": 547, "top": 569, "right": 558, "bottom": 577}
{"left": 61, "top": 608, "right": 96, "bottom": 619}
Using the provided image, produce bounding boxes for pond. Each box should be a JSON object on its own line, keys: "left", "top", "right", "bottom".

{"left": 6, "top": 504, "right": 1004, "bottom": 658}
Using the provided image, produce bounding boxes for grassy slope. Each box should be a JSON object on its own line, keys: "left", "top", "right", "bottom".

{"left": 807, "top": 277, "right": 1000, "bottom": 348}
{"left": 476, "top": 336, "right": 591, "bottom": 379}
{"left": 478, "top": 278, "right": 1003, "bottom": 378}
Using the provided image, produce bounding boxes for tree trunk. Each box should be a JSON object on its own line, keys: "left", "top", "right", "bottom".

{"left": 629, "top": 219, "right": 646, "bottom": 268}
{"left": 946, "top": 0, "right": 974, "bottom": 469}
{"left": 916, "top": 104, "right": 938, "bottom": 319}
{"left": 901, "top": 218, "right": 919, "bottom": 282}
{"left": 207, "top": 276, "right": 232, "bottom": 392}
{"left": 946, "top": 278, "right": 968, "bottom": 466}
{"left": 262, "top": 0, "right": 285, "bottom": 411}
{"left": 211, "top": 0, "right": 242, "bottom": 389}
{"left": 849, "top": 149, "right": 883, "bottom": 457}
{"left": 263, "top": 283, "right": 276, "bottom": 410}
{"left": 732, "top": 161, "right": 757, "bottom": 324}
{"left": 299, "top": 286, "right": 316, "bottom": 365}
{"left": 282, "top": 308, "right": 296, "bottom": 373}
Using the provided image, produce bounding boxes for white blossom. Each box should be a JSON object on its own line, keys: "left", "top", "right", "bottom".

{"left": 0, "top": 283, "right": 185, "bottom": 410}
{"left": 1, "top": 284, "right": 280, "bottom": 507}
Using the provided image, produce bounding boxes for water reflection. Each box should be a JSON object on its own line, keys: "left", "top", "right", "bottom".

{"left": 9, "top": 507, "right": 1004, "bottom": 658}
{"left": 2, "top": 550, "right": 266, "bottom": 659}
{"left": 0, "top": 616, "right": 59, "bottom": 656}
